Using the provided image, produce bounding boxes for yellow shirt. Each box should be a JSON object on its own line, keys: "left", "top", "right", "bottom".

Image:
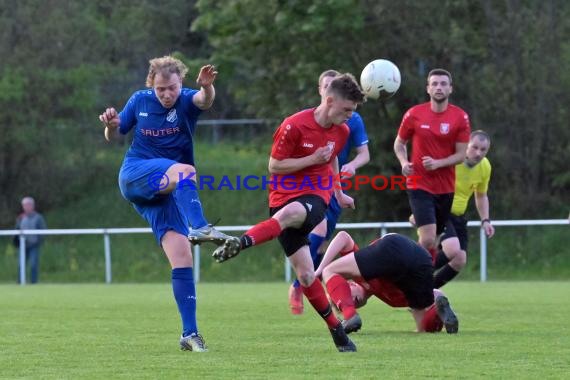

{"left": 451, "top": 157, "right": 492, "bottom": 216}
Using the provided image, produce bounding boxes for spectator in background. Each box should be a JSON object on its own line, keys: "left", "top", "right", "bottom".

{"left": 16, "top": 197, "right": 47, "bottom": 284}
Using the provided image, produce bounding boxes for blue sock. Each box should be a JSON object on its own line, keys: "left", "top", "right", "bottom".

{"left": 309, "top": 233, "right": 326, "bottom": 270}
{"left": 172, "top": 267, "right": 198, "bottom": 337}
{"left": 175, "top": 180, "right": 208, "bottom": 229}
{"left": 292, "top": 234, "right": 325, "bottom": 288}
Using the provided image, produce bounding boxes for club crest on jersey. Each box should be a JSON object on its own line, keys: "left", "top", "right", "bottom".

{"left": 440, "top": 123, "right": 450, "bottom": 134}
{"left": 327, "top": 141, "right": 336, "bottom": 151}
{"left": 166, "top": 109, "right": 177, "bottom": 123}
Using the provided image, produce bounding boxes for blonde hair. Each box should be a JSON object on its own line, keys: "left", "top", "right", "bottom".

{"left": 318, "top": 69, "right": 340, "bottom": 86}
{"left": 145, "top": 56, "right": 188, "bottom": 87}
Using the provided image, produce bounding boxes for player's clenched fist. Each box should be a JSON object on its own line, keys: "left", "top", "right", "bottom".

{"left": 312, "top": 145, "right": 333, "bottom": 164}
{"left": 99, "top": 107, "right": 120, "bottom": 129}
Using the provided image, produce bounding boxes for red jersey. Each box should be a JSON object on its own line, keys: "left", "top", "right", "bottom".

{"left": 359, "top": 278, "right": 409, "bottom": 308}
{"left": 269, "top": 108, "right": 349, "bottom": 207}
{"left": 398, "top": 102, "right": 471, "bottom": 194}
{"left": 340, "top": 241, "right": 409, "bottom": 308}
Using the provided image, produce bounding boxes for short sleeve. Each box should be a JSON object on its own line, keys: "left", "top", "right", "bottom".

{"left": 270, "top": 120, "right": 301, "bottom": 160}
{"left": 456, "top": 112, "right": 471, "bottom": 143}
{"left": 476, "top": 160, "right": 491, "bottom": 193}
{"left": 350, "top": 113, "right": 369, "bottom": 147}
{"left": 185, "top": 89, "right": 203, "bottom": 116}
{"left": 398, "top": 110, "right": 415, "bottom": 140}
{"left": 118, "top": 92, "right": 139, "bottom": 135}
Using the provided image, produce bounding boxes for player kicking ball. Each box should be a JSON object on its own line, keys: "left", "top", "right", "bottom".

{"left": 99, "top": 56, "right": 236, "bottom": 352}
{"left": 211, "top": 73, "right": 366, "bottom": 352}
{"left": 315, "top": 231, "right": 459, "bottom": 334}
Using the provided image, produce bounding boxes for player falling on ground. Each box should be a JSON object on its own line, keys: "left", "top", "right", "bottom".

{"left": 289, "top": 69, "right": 370, "bottom": 315}
{"left": 410, "top": 130, "right": 495, "bottom": 288}
{"left": 212, "top": 74, "right": 366, "bottom": 352}
{"left": 99, "top": 56, "right": 234, "bottom": 352}
{"left": 394, "top": 69, "right": 471, "bottom": 262}
{"left": 337, "top": 280, "right": 452, "bottom": 333}
{"left": 315, "top": 231, "right": 459, "bottom": 334}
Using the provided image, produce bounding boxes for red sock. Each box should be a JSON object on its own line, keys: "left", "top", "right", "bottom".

{"left": 326, "top": 274, "right": 356, "bottom": 320}
{"left": 241, "top": 218, "right": 282, "bottom": 248}
{"left": 302, "top": 278, "right": 340, "bottom": 329}
{"left": 420, "top": 304, "right": 443, "bottom": 332}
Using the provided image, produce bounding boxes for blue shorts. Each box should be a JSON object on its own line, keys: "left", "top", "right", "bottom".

{"left": 324, "top": 195, "right": 342, "bottom": 240}
{"left": 119, "top": 158, "right": 189, "bottom": 245}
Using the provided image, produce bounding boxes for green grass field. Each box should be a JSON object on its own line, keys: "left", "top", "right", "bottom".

{"left": 1, "top": 282, "right": 569, "bottom": 379}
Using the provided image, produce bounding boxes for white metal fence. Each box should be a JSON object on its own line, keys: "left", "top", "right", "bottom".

{"left": 1, "top": 219, "right": 567, "bottom": 285}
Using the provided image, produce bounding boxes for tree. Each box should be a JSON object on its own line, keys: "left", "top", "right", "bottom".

{"left": 193, "top": 0, "right": 569, "bottom": 218}
{"left": 0, "top": 0, "right": 207, "bottom": 225}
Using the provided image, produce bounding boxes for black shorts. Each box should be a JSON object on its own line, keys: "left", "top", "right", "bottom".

{"left": 407, "top": 189, "right": 454, "bottom": 235}
{"left": 354, "top": 234, "right": 434, "bottom": 309}
{"left": 269, "top": 194, "right": 327, "bottom": 256}
{"left": 441, "top": 214, "right": 468, "bottom": 251}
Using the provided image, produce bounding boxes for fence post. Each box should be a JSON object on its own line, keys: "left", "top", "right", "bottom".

{"left": 194, "top": 244, "right": 201, "bottom": 283}
{"left": 104, "top": 232, "right": 112, "bottom": 284}
{"left": 480, "top": 227, "right": 487, "bottom": 282}
{"left": 381, "top": 227, "right": 387, "bottom": 236}
{"left": 285, "top": 257, "right": 291, "bottom": 283}
{"left": 19, "top": 235, "right": 26, "bottom": 285}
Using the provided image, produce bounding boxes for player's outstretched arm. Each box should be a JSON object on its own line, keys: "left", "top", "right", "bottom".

{"left": 99, "top": 107, "right": 120, "bottom": 142}
{"left": 315, "top": 231, "right": 355, "bottom": 277}
{"left": 192, "top": 64, "right": 217, "bottom": 110}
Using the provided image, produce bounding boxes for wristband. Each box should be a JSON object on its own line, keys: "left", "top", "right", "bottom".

{"left": 481, "top": 219, "right": 491, "bottom": 225}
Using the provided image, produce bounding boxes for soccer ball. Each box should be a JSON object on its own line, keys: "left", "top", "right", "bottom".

{"left": 360, "top": 59, "right": 401, "bottom": 100}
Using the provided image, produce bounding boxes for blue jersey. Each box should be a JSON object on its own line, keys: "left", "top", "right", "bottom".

{"left": 119, "top": 88, "right": 202, "bottom": 165}
{"left": 337, "top": 111, "right": 369, "bottom": 168}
